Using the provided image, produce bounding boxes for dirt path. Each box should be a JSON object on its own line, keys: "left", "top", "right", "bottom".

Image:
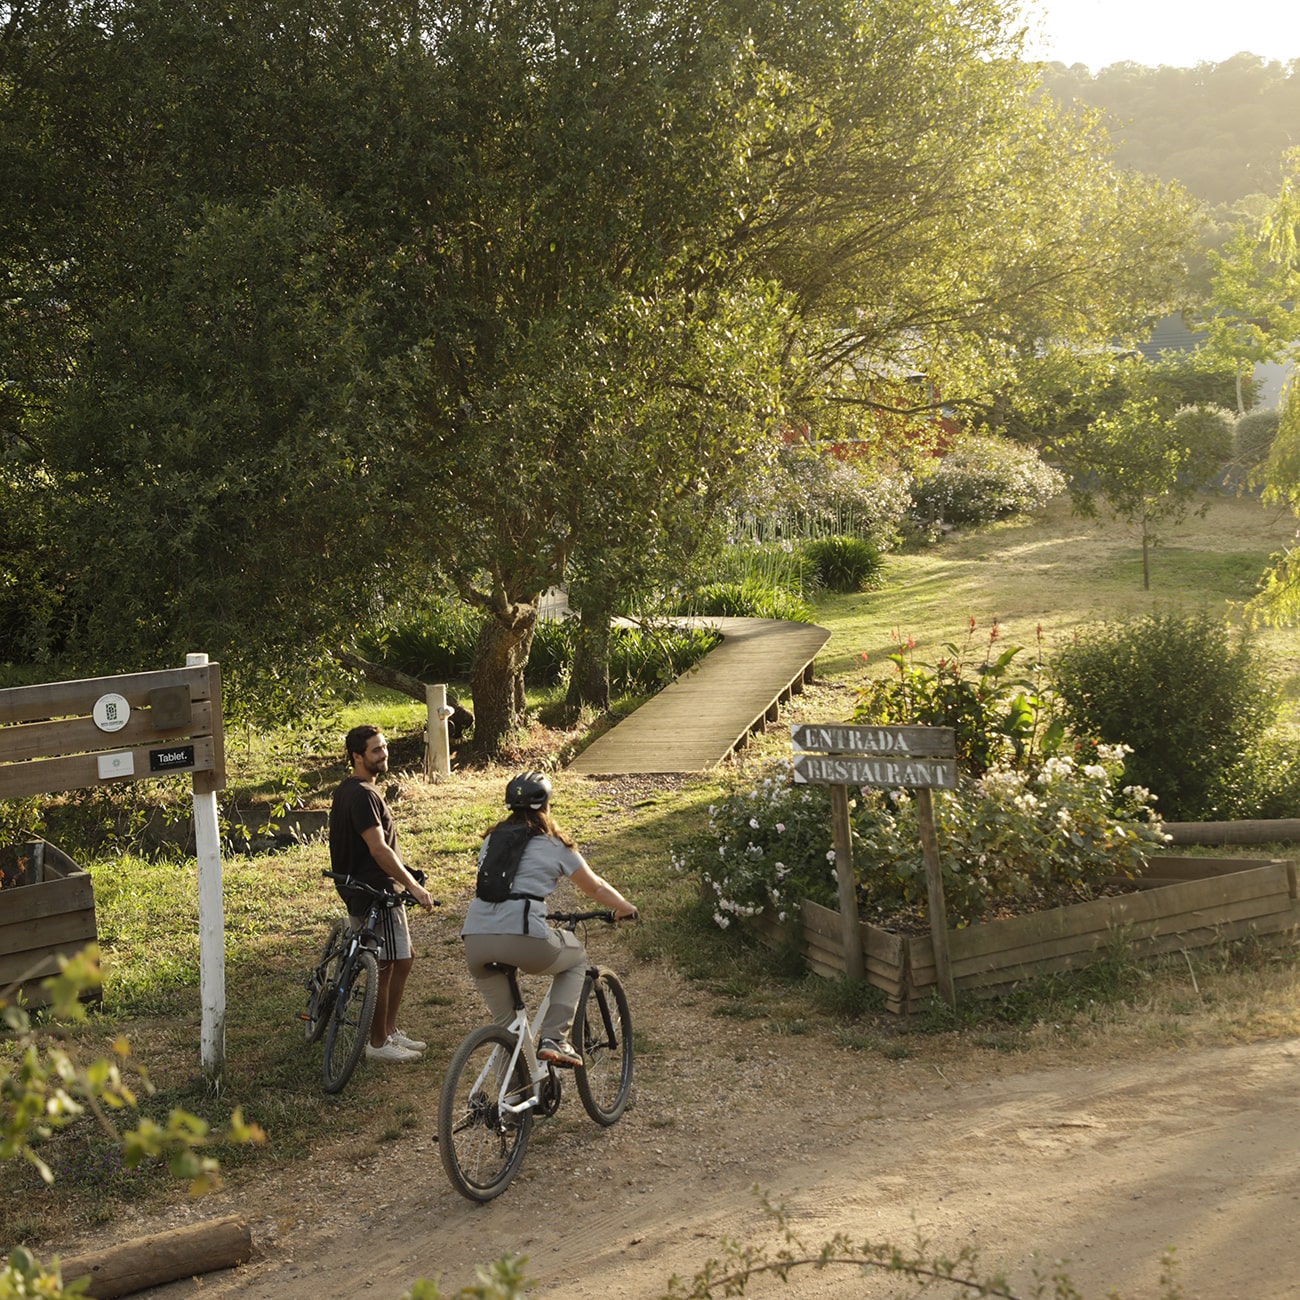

{"left": 104, "top": 951, "right": 1300, "bottom": 1300}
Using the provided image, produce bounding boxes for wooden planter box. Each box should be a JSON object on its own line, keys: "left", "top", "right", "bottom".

{"left": 0, "top": 841, "right": 99, "bottom": 1008}
{"left": 753, "top": 856, "right": 1300, "bottom": 1014}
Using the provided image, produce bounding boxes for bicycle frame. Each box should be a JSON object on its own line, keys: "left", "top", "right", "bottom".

{"left": 478, "top": 973, "right": 561, "bottom": 1122}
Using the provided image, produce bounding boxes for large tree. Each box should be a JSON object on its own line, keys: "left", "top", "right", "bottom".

{"left": 2, "top": 0, "right": 1194, "bottom": 754}
{"left": 1198, "top": 150, "right": 1300, "bottom": 413}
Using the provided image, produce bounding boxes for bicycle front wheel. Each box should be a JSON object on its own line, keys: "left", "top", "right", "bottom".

{"left": 575, "top": 970, "right": 633, "bottom": 1125}
{"left": 303, "top": 919, "right": 348, "bottom": 1044}
{"left": 321, "top": 949, "right": 379, "bottom": 1094}
{"left": 438, "top": 1026, "right": 534, "bottom": 1202}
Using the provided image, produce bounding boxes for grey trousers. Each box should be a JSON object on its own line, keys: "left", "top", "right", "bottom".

{"left": 462, "top": 928, "right": 588, "bottom": 1043}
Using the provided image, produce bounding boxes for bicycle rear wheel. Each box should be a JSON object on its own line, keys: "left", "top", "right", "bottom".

{"left": 439, "top": 1026, "right": 534, "bottom": 1201}
{"left": 321, "top": 949, "right": 379, "bottom": 1094}
{"left": 303, "top": 919, "right": 348, "bottom": 1043}
{"left": 575, "top": 970, "right": 633, "bottom": 1125}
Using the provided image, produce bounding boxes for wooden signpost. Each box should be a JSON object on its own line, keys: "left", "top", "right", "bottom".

{"left": 0, "top": 657, "right": 229, "bottom": 1076}
{"left": 791, "top": 722, "right": 958, "bottom": 1007}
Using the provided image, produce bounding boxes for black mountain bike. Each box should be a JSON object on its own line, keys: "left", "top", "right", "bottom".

{"left": 303, "top": 870, "right": 424, "bottom": 1094}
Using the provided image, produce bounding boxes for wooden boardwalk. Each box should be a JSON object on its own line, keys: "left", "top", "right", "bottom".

{"left": 567, "top": 617, "right": 831, "bottom": 776}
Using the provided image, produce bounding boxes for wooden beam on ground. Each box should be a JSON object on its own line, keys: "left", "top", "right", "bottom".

{"left": 58, "top": 1217, "right": 253, "bottom": 1299}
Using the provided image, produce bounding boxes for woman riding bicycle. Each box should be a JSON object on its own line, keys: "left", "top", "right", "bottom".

{"left": 460, "top": 772, "right": 637, "bottom": 1068}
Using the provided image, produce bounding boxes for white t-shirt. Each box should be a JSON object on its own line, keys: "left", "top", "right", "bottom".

{"left": 461, "top": 830, "right": 588, "bottom": 939}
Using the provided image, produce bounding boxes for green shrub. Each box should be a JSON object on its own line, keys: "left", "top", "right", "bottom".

{"left": 1235, "top": 409, "right": 1282, "bottom": 470}
{"left": 1218, "top": 735, "right": 1300, "bottom": 819}
{"left": 705, "top": 540, "right": 818, "bottom": 600}
{"left": 608, "top": 623, "right": 721, "bottom": 694}
{"left": 358, "top": 595, "right": 477, "bottom": 680}
{"left": 908, "top": 435, "right": 1064, "bottom": 530}
{"left": 729, "top": 443, "right": 912, "bottom": 550}
{"left": 526, "top": 619, "right": 571, "bottom": 687}
{"left": 853, "top": 623, "right": 1065, "bottom": 776}
{"left": 801, "top": 535, "right": 884, "bottom": 593}
{"left": 673, "top": 749, "right": 1164, "bottom": 931}
{"left": 1171, "top": 403, "right": 1235, "bottom": 472}
{"left": 678, "top": 579, "right": 813, "bottom": 623}
{"left": 1051, "top": 611, "right": 1279, "bottom": 821}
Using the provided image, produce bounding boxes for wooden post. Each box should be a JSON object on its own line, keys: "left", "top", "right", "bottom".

{"left": 187, "top": 653, "right": 225, "bottom": 1080}
{"left": 916, "top": 786, "right": 955, "bottom": 1009}
{"left": 829, "top": 784, "right": 865, "bottom": 981}
{"left": 425, "top": 683, "right": 451, "bottom": 778}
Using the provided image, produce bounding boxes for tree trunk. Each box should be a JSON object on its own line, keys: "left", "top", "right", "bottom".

{"left": 565, "top": 603, "right": 612, "bottom": 720}
{"left": 470, "top": 604, "right": 537, "bottom": 759}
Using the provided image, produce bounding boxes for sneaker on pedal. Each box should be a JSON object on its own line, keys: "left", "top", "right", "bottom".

{"left": 538, "top": 1037, "right": 583, "bottom": 1068}
{"left": 390, "top": 1029, "right": 427, "bottom": 1052}
{"left": 365, "top": 1039, "right": 419, "bottom": 1063}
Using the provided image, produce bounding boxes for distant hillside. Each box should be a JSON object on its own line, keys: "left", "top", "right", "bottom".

{"left": 1041, "top": 53, "right": 1300, "bottom": 209}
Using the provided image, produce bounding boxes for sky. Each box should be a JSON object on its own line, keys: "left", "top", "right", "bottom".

{"left": 1020, "top": 0, "right": 1300, "bottom": 72}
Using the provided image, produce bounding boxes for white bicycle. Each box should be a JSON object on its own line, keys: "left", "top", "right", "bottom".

{"left": 437, "top": 910, "right": 634, "bottom": 1202}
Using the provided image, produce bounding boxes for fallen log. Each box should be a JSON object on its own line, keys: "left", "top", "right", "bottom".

{"left": 58, "top": 1216, "right": 253, "bottom": 1299}
{"left": 1162, "top": 819, "right": 1300, "bottom": 846}
{"left": 333, "top": 650, "right": 473, "bottom": 738}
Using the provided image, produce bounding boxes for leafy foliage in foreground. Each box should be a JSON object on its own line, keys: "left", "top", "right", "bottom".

{"left": 2, "top": 951, "right": 264, "bottom": 1298}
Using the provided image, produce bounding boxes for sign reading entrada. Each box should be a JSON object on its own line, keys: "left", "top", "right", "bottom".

{"left": 790, "top": 723, "right": 957, "bottom": 789}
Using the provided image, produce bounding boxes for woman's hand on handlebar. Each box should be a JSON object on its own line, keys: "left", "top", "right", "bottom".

{"left": 614, "top": 905, "right": 638, "bottom": 923}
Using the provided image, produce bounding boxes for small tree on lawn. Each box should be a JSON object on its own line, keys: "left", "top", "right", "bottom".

{"left": 1066, "top": 397, "right": 1228, "bottom": 590}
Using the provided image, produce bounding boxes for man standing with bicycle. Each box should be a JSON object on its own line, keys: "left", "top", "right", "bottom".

{"left": 329, "top": 724, "right": 435, "bottom": 1064}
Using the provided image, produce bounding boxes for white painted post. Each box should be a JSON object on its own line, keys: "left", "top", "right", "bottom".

{"left": 425, "top": 683, "right": 452, "bottom": 778}
{"left": 187, "top": 653, "right": 226, "bottom": 1079}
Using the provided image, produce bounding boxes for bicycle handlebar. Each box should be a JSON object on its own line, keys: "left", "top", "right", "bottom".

{"left": 548, "top": 908, "right": 635, "bottom": 926}
{"left": 322, "top": 870, "right": 440, "bottom": 908}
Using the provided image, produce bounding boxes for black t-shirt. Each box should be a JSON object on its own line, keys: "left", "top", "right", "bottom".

{"left": 329, "top": 777, "right": 396, "bottom": 906}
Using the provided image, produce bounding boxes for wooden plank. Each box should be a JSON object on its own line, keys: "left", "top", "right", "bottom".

{"left": 933, "top": 866, "right": 1290, "bottom": 967}
{"left": 906, "top": 889, "right": 1298, "bottom": 993}
{"left": 1133, "top": 856, "right": 1289, "bottom": 881}
{"left": 0, "top": 665, "right": 216, "bottom": 725}
{"left": 0, "top": 736, "right": 217, "bottom": 800}
{"left": 0, "top": 873, "right": 94, "bottom": 925}
{"left": 788, "top": 859, "right": 1300, "bottom": 1012}
{"left": 909, "top": 881, "right": 1294, "bottom": 983}
{"left": 0, "top": 929, "right": 97, "bottom": 987}
{"left": 0, "top": 702, "right": 215, "bottom": 763}
{"left": 569, "top": 618, "right": 830, "bottom": 774}
{"left": 0, "top": 906, "right": 97, "bottom": 960}
{"left": 948, "top": 909, "right": 1300, "bottom": 997}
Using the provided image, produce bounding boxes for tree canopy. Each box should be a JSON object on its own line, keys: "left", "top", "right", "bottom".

{"left": 1, "top": 0, "right": 1195, "bottom": 751}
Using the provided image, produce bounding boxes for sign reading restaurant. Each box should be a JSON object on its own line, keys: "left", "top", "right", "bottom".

{"left": 790, "top": 723, "right": 957, "bottom": 790}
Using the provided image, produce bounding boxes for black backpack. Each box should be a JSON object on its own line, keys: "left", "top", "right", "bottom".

{"left": 476, "top": 823, "right": 545, "bottom": 928}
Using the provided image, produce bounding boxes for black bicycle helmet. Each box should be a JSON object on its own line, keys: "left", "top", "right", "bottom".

{"left": 505, "top": 771, "right": 552, "bottom": 811}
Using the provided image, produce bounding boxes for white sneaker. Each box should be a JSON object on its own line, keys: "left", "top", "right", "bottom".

{"left": 390, "top": 1029, "right": 427, "bottom": 1052}
{"left": 365, "top": 1040, "right": 419, "bottom": 1063}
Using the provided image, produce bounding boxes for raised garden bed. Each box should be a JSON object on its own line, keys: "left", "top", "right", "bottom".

{"left": 0, "top": 840, "right": 99, "bottom": 1009}
{"left": 753, "top": 855, "right": 1300, "bottom": 1014}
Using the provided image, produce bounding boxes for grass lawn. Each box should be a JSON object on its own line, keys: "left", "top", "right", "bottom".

{"left": 815, "top": 491, "right": 1300, "bottom": 729}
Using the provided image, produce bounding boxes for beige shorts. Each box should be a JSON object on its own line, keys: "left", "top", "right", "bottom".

{"left": 349, "top": 899, "right": 413, "bottom": 962}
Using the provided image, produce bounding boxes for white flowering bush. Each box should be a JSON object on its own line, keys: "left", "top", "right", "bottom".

{"left": 673, "top": 747, "right": 1167, "bottom": 932}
